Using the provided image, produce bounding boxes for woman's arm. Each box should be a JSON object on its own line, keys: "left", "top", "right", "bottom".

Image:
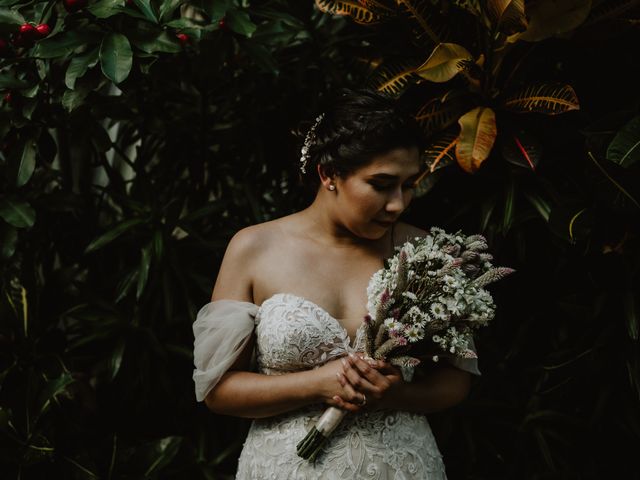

{"left": 205, "top": 348, "right": 368, "bottom": 418}
{"left": 203, "top": 226, "right": 366, "bottom": 418}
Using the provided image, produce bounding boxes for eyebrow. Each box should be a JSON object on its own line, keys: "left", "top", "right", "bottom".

{"left": 368, "top": 172, "right": 421, "bottom": 181}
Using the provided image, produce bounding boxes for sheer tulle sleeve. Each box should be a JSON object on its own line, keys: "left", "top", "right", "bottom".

{"left": 440, "top": 337, "right": 481, "bottom": 376}
{"left": 192, "top": 300, "right": 259, "bottom": 402}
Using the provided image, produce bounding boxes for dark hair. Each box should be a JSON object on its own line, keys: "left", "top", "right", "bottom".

{"left": 296, "top": 89, "right": 425, "bottom": 190}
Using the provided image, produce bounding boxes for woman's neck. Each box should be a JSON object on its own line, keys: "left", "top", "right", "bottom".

{"left": 295, "top": 197, "right": 390, "bottom": 251}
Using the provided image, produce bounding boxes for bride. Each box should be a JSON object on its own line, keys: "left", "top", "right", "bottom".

{"left": 193, "top": 89, "right": 480, "bottom": 479}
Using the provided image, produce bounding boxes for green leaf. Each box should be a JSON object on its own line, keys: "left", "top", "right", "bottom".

{"left": 136, "top": 244, "right": 152, "bottom": 300}
{"left": 502, "top": 178, "right": 515, "bottom": 234}
{"left": 0, "top": 74, "right": 33, "bottom": 90}
{"left": 0, "top": 8, "right": 25, "bottom": 24}
{"left": 32, "top": 31, "right": 94, "bottom": 59}
{"left": 62, "top": 85, "right": 91, "bottom": 112}
{"left": 625, "top": 291, "right": 639, "bottom": 341}
{"left": 109, "top": 339, "right": 126, "bottom": 380}
{"left": 0, "top": 198, "right": 36, "bottom": 228}
{"left": 115, "top": 269, "right": 138, "bottom": 303}
{"left": 34, "top": 373, "right": 75, "bottom": 423}
{"left": 131, "top": 30, "right": 181, "bottom": 54}
{"left": 199, "top": 0, "right": 233, "bottom": 20}
{"left": 141, "top": 437, "right": 183, "bottom": 476}
{"left": 607, "top": 115, "right": 640, "bottom": 168}
{"left": 159, "top": 0, "right": 182, "bottom": 22}
{"left": 0, "top": 224, "right": 17, "bottom": 259}
{"left": 16, "top": 139, "right": 37, "bottom": 187}
{"left": 87, "top": 0, "right": 124, "bottom": 18}
{"left": 133, "top": 0, "right": 158, "bottom": 23}
{"left": 65, "top": 48, "right": 100, "bottom": 90}
{"left": 85, "top": 218, "right": 145, "bottom": 253}
{"left": 226, "top": 9, "right": 257, "bottom": 37}
{"left": 523, "top": 191, "right": 551, "bottom": 222}
{"left": 100, "top": 33, "right": 133, "bottom": 84}
{"left": 152, "top": 230, "right": 163, "bottom": 258}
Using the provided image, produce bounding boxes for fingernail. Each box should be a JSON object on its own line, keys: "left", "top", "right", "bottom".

{"left": 341, "top": 358, "right": 348, "bottom": 366}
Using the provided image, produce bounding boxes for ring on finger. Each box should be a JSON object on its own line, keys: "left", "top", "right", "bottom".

{"left": 359, "top": 393, "right": 367, "bottom": 406}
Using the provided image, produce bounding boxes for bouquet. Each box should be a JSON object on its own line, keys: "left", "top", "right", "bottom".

{"left": 296, "top": 227, "right": 515, "bottom": 461}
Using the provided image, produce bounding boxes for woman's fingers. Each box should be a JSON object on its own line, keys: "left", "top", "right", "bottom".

{"left": 345, "top": 354, "right": 385, "bottom": 386}
{"left": 327, "top": 395, "right": 362, "bottom": 413}
{"left": 341, "top": 356, "right": 381, "bottom": 394}
{"left": 337, "top": 366, "right": 368, "bottom": 404}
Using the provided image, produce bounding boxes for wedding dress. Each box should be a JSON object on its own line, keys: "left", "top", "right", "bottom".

{"left": 193, "top": 293, "right": 480, "bottom": 480}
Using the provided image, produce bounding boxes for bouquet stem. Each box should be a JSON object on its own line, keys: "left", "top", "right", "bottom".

{"left": 296, "top": 407, "right": 347, "bottom": 461}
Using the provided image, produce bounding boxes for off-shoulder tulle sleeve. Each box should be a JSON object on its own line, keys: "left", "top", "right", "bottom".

{"left": 440, "top": 337, "right": 481, "bottom": 376}
{"left": 192, "top": 300, "right": 259, "bottom": 402}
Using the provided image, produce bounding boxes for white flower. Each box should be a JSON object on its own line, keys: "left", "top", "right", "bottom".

{"left": 430, "top": 302, "right": 448, "bottom": 320}
{"left": 405, "top": 325, "right": 424, "bottom": 343}
{"left": 384, "top": 318, "right": 401, "bottom": 331}
{"left": 402, "top": 291, "right": 418, "bottom": 301}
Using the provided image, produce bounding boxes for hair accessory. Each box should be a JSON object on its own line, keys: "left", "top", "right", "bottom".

{"left": 300, "top": 113, "right": 324, "bottom": 174}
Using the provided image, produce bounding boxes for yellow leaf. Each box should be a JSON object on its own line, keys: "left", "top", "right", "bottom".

{"left": 369, "top": 60, "right": 420, "bottom": 97}
{"left": 486, "top": 0, "right": 527, "bottom": 34}
{"left": 503, "top": 84, "right": 580, "bottom": 115}
{"left": 416, "top": 43, "right": 473, "bottom": 83}
{"left": 315, "top": 0, "right": 382, "bottom": 24}
{"left": 456, "top": 107, "right": 497, "bottom": 173}
{"left": 507, "top": 0, "right": 591, "bottom": 43}
{"left": 396, "top": 0, "right": 441, "bottom": 44}
{"left": 415, "top": 97, "right": 466, "bottom": 134}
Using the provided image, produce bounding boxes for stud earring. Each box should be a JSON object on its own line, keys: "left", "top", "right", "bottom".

{"left": 328, "top": 184, "right": 336, "bottom": 191}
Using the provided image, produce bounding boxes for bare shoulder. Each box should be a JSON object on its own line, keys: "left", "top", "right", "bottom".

{"left": 394, "top": 221, "right": 429, "bottom": 246}
{"left": 211, "top": 220, "right": 281, "bottom": 302}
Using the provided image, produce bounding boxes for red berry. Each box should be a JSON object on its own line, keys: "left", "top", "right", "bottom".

{"left": 126, "top": 0, "right": 134, "bottom": 5}
{"left": 35, "top": 24, "right": 51, "bottom": 39}
{"left": 0, "top": 38, "right": 8, "bottom": 55}
{"left": 19, "top": 24, "right": 38, "bottom": 39}
{"left": 176, "top": 33, "right": 189, "bottom": 45}
{"left": 63, "top": 0, "right": 88, "bottom": 13}
{"left": 218, "top": 18, "right": 227, "bottom": 30}
{"left": 3, "top": 92, "right": 12, "bottom": 104}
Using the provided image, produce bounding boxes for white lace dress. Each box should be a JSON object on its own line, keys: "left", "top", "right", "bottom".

{"left": 192, "top": 293, "right": 480, "bottom": 480}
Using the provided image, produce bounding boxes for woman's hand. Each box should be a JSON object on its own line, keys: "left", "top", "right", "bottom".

{"left": 334, "top": 353, "right": 404, "bottom": 411}
{"left": 312, "top": 357, "right": 369, "bottom": 413}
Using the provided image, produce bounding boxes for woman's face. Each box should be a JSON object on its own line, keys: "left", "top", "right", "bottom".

{"left": 332, "top": 146, "right": 422, "bottom": 239}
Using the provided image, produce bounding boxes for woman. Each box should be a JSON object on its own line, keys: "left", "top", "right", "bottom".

{"left": 193, "top": 89, "right": 480, "bottom": 479}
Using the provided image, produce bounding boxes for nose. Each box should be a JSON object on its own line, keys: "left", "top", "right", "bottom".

{"left": 385, "top": 186, "right": 409, "bottom": 214}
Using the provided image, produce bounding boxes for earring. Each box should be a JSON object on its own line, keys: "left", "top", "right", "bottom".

{"left": 328, "top": 184, "right": 336, "bottom": 191}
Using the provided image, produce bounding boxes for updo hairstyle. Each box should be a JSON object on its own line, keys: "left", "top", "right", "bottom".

{"left": 297, "top": 88, "right": 425, "bottom": 190}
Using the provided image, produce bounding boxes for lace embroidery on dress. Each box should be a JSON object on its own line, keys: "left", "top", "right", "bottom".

{"left": 235, "top": 293, "right": 449, "bottom": 480}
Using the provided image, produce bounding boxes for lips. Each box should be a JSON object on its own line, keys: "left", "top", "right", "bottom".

{"left": 374, "top": 219, "right": 395, "bottom": 227}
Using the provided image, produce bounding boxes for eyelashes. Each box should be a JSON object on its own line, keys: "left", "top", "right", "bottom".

{"left": 370, "top": 183, "right": 416, "bottom": 192}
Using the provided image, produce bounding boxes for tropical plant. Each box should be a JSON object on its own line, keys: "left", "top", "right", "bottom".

{"left": 0, "top": 0, "right": 365, "bottom": 477}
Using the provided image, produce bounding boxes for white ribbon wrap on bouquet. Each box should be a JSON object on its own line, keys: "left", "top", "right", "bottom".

{"left": 192, "top": 300, "right": 258, "bottom": 402}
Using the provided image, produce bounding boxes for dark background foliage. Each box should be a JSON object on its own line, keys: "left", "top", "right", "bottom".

{"left": 1, "top": 0, "right": 639, "bottom": 478}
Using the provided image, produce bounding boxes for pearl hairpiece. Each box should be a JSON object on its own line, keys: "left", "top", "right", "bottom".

{"left": 299, "top": 113, "right": 324, "bottom": 174}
